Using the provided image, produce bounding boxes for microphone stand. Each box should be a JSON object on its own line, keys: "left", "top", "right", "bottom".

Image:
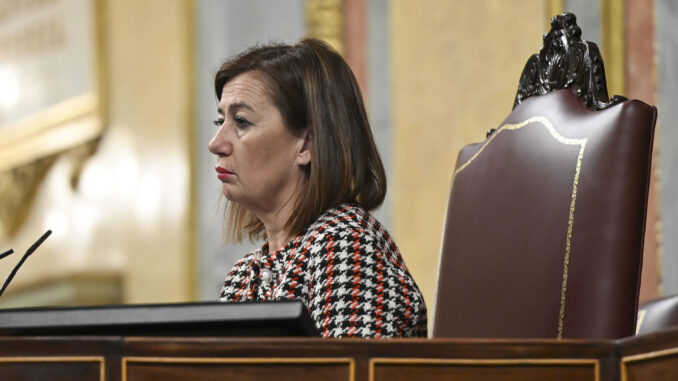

{"left": 0, "top": 249, "right": 13, "bottom": 261}
{"left": 0, "top": 230, "right": 52, "bottom": 299}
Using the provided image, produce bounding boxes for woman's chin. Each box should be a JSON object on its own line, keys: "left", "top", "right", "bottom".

{"left": 221, "top": 187, "right": 237, "bottom": 202}
{"left": 222, "top": 192, "right": 237, "bottom": 203}
{"left": 222, "top": 189, "right": 247, "bottom": 208}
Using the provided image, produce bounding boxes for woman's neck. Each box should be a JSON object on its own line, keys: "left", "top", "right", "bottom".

{"left": 266, "top": 227, "right": 292, "bottom": 253}
{"left": 259, "top": 196, "right": 298, "bottom": 253}
{"left": 249, "top": 175, "right": 304, "bottom": 253}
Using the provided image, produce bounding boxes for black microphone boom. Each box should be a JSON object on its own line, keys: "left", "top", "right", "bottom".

{"left": 0, "top": 230, "right": 52, "bottom": 298}
{"left": 0, "top": 249, "right": 13, "bottom": 261}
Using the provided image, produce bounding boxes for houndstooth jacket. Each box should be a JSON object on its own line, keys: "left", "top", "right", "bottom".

{"left": 219, "top": 203, "right": 428, "bottom": 338}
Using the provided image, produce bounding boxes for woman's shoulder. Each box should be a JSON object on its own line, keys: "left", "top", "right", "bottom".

{"left": 298, "top": 203, "right": 394, "bottom": 247}
{"left": 306, "top": 203, "right": 377, "bottom": 232}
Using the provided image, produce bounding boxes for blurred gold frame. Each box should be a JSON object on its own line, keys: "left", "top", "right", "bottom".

{"left": 0, "top": 0, "right": 106, "bottom": 238}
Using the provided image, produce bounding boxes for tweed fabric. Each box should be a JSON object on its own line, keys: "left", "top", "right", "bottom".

{"left": 219, "top": 204, "right": 427, "bottom": 338}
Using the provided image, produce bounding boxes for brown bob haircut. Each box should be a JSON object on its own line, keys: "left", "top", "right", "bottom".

{"left": 214, "top": 38, "right": 386, "bottom": 242}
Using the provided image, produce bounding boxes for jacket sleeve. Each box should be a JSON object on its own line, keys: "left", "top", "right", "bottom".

{"left": 306, "top": 226, "right": 426, "bottom": 338}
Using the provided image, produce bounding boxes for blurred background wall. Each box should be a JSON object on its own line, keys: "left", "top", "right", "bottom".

{"left": 0, "top": 0, "right": 671, "bottom": 327}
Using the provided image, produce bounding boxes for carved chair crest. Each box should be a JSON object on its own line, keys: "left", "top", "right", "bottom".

{"left": 513, "top": 12, "right": 626, "bottom": 111}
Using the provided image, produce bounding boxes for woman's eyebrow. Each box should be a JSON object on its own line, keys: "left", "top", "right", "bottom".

{"left": 229, "top": 102, "right": 255, "bottom": 114}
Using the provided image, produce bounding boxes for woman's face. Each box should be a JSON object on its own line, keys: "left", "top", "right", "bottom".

{"left": 208, "top": 71, "right": 310, "bottom": 216}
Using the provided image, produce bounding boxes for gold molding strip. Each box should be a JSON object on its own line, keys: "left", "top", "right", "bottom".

{"left": 305, "top": 0, "right": 344, "bottom": 55}
{"left": 620, "top": 346, "right": 678, "bottom": 381}
{"left": 0, "top": 356, "right": 105, "bottom": 381}
{"left": 369, "top": 357, "right": 600, "bottom": 381}
{"left": 184, "top": 0, "right": 198, "bottom": 301}
{"left": 453, "top": 116, "right": 587, "bottom": 339}
{"left": 546, "top": 0, "right": 565, "bottom": 30}
{"left": 0, "top": 93, "right": 101, "bottom": 165}
{"left": 601, "top": 0, "right": 625, "bottom": 97}
{"left": 0, "top": 93, "right": 97, "bottom": 142}
{"left": 122, "top": 356, "right": 354, "bottom": 381}
{"left": 94, "top": 0, "right": 108, "bottom": 126}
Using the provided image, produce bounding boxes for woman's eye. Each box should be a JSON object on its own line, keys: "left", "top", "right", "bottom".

{"left": 213, "top": 119, "right": 224, "bottom": 127}
{"left": 234, "top": 116, "right": 251, "bottom": 129}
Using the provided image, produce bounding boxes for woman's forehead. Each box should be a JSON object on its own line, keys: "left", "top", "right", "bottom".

{"left": 219, "top": 72, "right": 271, "bottom": 110}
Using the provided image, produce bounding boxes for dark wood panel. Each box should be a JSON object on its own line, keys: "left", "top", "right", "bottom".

{"left": 621, "top": 348, "right": 678, "bottom": 381}
{"left": 371, "top": 360, "right": 597, "bottom": 381}
{"left": 124, "top": 358, "right": 352, "bottom": 381}
{"left": 121, "top": 337, "right": 616, "bottom": 381}
{"left": 0, "top": 358, "right": 102, "bottom": 380}
{"left": 0, "top": 336, "right": 122, "bottom": 381}
{"left": 616, "top": 326, "right": 678, "bottom": 381}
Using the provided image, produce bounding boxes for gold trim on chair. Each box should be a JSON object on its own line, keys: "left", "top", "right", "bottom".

{"left": 453, "top": 116, "right": 588, "bottom": 339}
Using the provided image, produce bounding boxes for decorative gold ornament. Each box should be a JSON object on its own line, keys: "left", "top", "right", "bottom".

{"left": 0, "top": 157, "right": 56, "bottom": 239}
{"left": 305, "top": 0, "right": 344, "bottom": 55}
{"left": 0, "top": 138, "right": 100, "bottom": 240}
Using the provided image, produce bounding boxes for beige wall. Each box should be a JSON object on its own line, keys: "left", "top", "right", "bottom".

{"left": 0, "top": 0, "right": 194, "bottom": 305}
{"left": 390, "top": 0, "right": 548, "bottom": 322}
{"left": 104, "top": 0, "right": 194, "bottom": 303}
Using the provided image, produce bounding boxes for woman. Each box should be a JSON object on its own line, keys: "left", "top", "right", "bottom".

{"left": 208, "top": 39, "right": 427, "bottom": 338}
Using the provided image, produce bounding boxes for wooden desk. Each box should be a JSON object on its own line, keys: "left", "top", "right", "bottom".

{"left": 1, "top": 330, "right": 677, "bottom": 380}
{"left": 618, "top": 327, "right": 678, "bottom": 381}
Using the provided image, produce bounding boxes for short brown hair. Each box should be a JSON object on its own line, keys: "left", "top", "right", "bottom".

{"left": 214, "top": 38, "right": 386, "bottom": 242}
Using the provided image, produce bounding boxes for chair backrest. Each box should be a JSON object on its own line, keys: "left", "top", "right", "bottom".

{"left": 432, "top": 13, "right": 657, "bottom": 340}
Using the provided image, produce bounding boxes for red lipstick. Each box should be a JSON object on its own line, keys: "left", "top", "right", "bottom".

{"left": 215, "top": 166, "right": 235, "bottom": 181}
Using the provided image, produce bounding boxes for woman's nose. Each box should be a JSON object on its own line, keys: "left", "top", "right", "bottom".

{"left": 208, "top": 126, "right": 232, "bottom": 156}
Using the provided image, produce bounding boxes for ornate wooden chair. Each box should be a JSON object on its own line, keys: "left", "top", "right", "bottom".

{"left": 432, "top": 13, "right": 657, "bottom": 339}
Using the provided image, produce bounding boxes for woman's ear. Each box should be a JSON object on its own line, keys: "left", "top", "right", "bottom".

{"left": 296, "top": 131, "right": 311, "bottom": 166}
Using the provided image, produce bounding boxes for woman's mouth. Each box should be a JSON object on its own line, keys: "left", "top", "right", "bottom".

{"left": 215, "top": 166, "right": 235, "bottom": 181}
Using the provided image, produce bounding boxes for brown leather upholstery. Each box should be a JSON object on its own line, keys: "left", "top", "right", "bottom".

{"left": 637, "top": 295, "right": 678, "bottom": 335}
{"left": 432, "top": 89, "right": 657, "bottom": 339}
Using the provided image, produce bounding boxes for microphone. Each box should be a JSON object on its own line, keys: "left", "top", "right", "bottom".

{"left": 0, "top": 249, "right": 13, "bottom": 261}
{"left": 0, "top": 230, "right": 52, "bottom": 298}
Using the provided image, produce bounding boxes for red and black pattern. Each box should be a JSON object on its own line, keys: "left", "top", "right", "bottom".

{"left": 219, "top": 204, "right": 427, "bottom": 338}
